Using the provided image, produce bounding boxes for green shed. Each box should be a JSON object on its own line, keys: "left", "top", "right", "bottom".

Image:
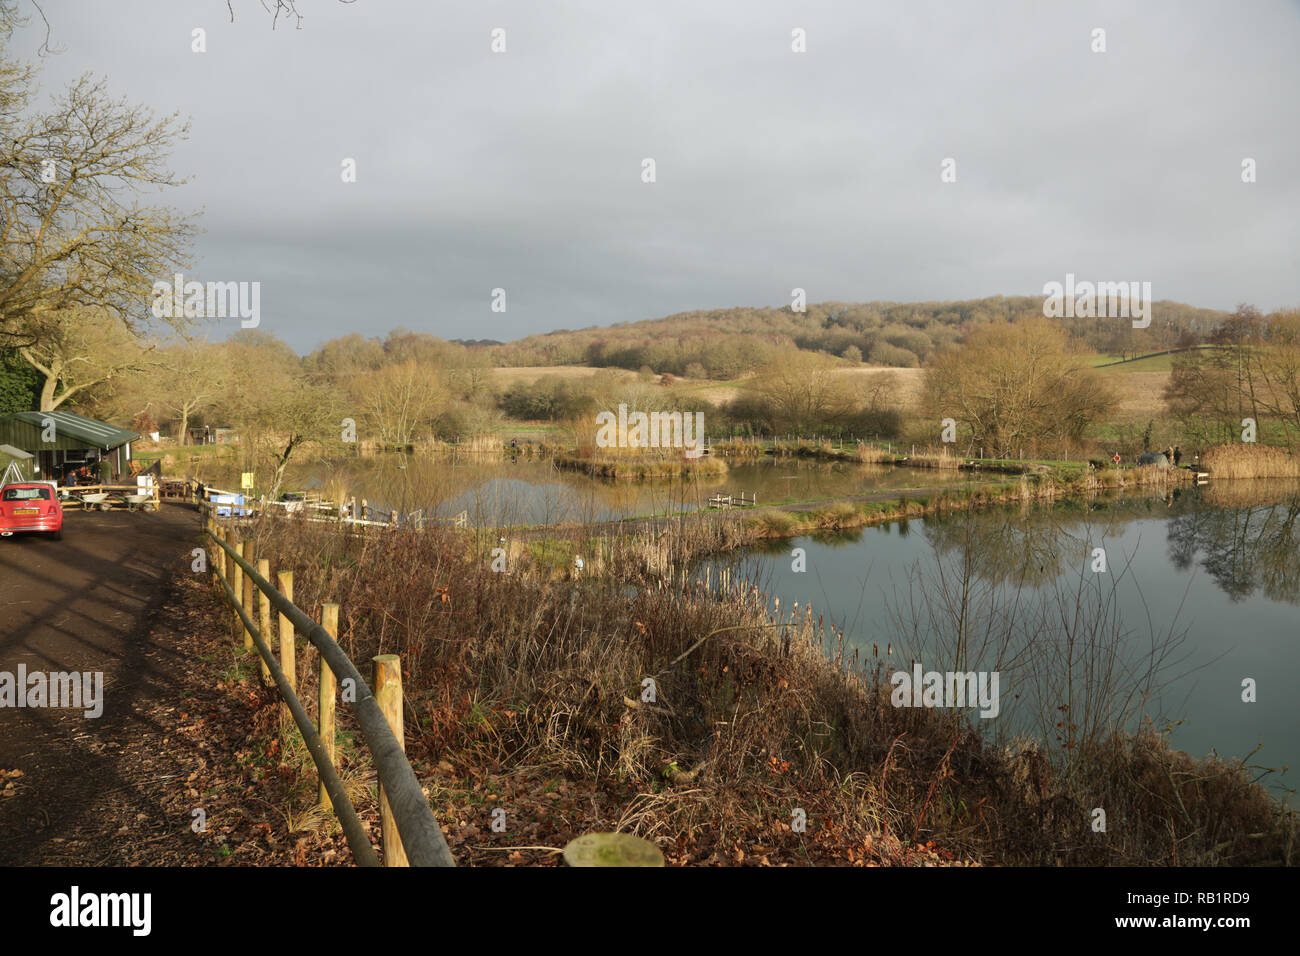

{"left": 0, "top": 444, "right": 34, "bottom": 482}
{"left": 0, "top": 411, "right": 139, "bottom": 484}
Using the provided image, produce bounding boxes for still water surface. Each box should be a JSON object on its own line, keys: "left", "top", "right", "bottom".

{"left": 207, "top": 456, "right": 974, "bottom": 525}
{"left": 706, "top": 481, "right": 1299, "bottom": 797}
{"left": 205, "top": 454, "right": 1296, "bottom": 794}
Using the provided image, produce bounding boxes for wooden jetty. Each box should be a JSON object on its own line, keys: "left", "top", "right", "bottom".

{"left": 707, "top": 491, "right": 757, "bottom": 509}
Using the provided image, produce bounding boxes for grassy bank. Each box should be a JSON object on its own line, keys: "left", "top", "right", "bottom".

{"left": 730, "top": 464, "right": 1192, "bottom": 546}
{"left": 223, "top": 513, "right": 1294, "bottom": 866}
{"left": 556, "top": 452, "right": 729, "bottom": 480}
{"left": 712, "top": 437, "right": 899, "bottom": 463}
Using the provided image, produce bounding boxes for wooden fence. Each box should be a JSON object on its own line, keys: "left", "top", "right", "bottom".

{"left": 201, "top": 503, "right": 455, "bottom": 867}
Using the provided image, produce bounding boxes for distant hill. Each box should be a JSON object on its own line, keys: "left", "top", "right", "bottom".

{"left": 483, "top": 297, "right": 1229, "bottom": 377}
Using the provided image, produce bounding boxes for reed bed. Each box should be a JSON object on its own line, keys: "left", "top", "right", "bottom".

{"left": 906, "top": 451, "right": 962, "bottom": 469}
{"left": 710, "top": 437, "right": 768, "bottom": 458}
{"left": 556, "top": 452, "right": 728, "bottom": 480}
{"left": 1202, "top": 443, "right": 1300, "bottom": 479}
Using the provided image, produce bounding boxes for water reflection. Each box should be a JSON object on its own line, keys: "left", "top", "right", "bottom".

{"left": 1167, "top": 483, "right": 1300, "bottom": 604}
{"left": 742, "top": 482, "right": 1300, "bottom": 605}
{"left": 202, "top": 454, "right": 974, "bottom": 526}
{"left": 704, "top": 479, "right": 1300, "bottom": 795}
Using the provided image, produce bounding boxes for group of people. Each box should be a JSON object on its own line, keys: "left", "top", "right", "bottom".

{"left": 61, "top": 463, "right": 102, "bottom": 486}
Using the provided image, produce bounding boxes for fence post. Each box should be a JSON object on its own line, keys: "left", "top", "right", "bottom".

{"left": 256, "top": 559, "right": 272, "bottom": 684}
{"left": 215, "top": 526, "right": 227, "bottom": 584}
{"left": 278, "top": 571, "right": 296, "bottom": 726}
{"left": 231, "top": 535, "right": 245, "bottom": 643}
{"left": 373, "top": 654, "right": 408, "bottom": 867}
{"left": 208, "top": 517, "right": 219, "bottom": 586}
{"left": 241, "top": 541, "right": 255, "bottom": 652}
{"left": 319, "top": 603, "right": 340, "bottom": 810}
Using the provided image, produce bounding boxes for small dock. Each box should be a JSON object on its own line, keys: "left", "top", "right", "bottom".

{"left": 707, "top": 491, "right": 757, "bottom": 509}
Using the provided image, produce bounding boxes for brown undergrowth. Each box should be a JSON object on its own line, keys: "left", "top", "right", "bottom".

{"left": 220, "top": 515, "right": 1294, "bottom": 866}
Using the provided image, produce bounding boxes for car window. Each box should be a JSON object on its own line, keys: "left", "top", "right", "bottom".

{"left": 2, "top": 487, "right": 51, "bottom": 501}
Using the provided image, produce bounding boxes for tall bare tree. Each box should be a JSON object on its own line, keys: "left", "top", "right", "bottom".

{"left": 149, "top": 340, "right": 229, "bottom": 442}
{"left": 1165, "top": 306, "right": 1300, "bottom": 448}
{"left": 16, "top": 306, "right": 155, "bottom": 410}
{"left": 0, "top": 9, "right": 195, "bottom": 348}
{"left": 748, "top": 352, "right": 858, "bottom": 434}
{"left": 353, "top": 359, "right": 449, "bottom": 448}
{"left": 222, "top": 332, "right": 343, "bottom": 499}
{"left": 924, "top": 316, "right": 1113, "bottom": 458}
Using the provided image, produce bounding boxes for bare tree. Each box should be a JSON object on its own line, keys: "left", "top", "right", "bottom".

{"left": 353, "top": 359, "right": 449, "bottom": 447}
{"left": 226, "top": 0, "right": 358, "bottom": 31}
{"left": 924, "top": 317, "right": 1113, "bottom": 458}
{"left": 222, "top": 332, "right": 343, "bottom": 500}
{"left": 17, "top": 307, "right": 156, "bottom": 410}
{"left": 748, "top": 351, "right": 858, "bottom": 434}
{"left": 151, "top": 340, "right": 229, "bottom": 442}
{"left": 1165, "top": 306, "right": 1300, "bottom": 448}
{"left": 0, "top": 27, "right": 196, "bottom": 347}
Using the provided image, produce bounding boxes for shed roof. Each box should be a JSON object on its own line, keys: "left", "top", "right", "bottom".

{"left": 0, "top": 444, "right": 33, "bottom": 460}
{"left": 7, "top": 411, "right": 138, "bottom": 449}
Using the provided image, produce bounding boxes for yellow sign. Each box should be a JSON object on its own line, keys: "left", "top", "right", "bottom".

{"left": 241, "top": 472, "right": 255, "bottom": 490}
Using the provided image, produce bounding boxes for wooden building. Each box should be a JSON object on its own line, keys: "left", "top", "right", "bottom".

{"left": 188, "top": 424, "right": 237, "bottom": 446}
{"left": 0, "top": 411, "right": 140, "bottom": 484}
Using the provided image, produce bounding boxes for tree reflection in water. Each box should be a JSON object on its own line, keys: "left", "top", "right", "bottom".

{"left": 1166, "top": 482, "right": 1300, "bottom": 605}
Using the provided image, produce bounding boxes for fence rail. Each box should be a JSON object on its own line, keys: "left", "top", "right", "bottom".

{"left": 201, "top": 504, "right": 455, "bottom": 867}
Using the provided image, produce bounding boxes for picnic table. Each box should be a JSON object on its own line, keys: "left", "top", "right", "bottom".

{"left": 62, "top": 484, "right": 161, "bottom": 512}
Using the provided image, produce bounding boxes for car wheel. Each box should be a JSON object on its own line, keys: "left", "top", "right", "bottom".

{"left": 51, "top": 527, "right": 63, "bottom": 541}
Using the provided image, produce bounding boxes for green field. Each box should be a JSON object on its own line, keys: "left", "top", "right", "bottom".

{"left": 133, "top": 443, "right": 235, "bottom": 462}
{"left": 1090, "top": 346, "right": 1221, "bottom": 373}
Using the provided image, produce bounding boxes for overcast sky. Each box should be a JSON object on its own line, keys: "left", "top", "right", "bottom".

{"left": 14, "top": 1, "right": 1300, "bottom": 353}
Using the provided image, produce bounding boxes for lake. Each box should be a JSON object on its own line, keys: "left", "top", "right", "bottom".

{"left": 202, "top": 451, "right": 1297, "bottom": 794}
{"left": 702, "top": 480, "right": 1300, "bottom": 797}
{"left": 201, "top": 455, "right": 975, "bottom": 526}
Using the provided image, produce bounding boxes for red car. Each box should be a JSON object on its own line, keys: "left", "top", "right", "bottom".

{"left": 0, "top": 482, "right": 64, "bottom": 540}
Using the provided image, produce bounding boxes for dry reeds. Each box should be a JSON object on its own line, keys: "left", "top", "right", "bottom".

{"left": 906, "top": 450, "right": 962, "bottom": 469}
{"left": 556, "top": 452, "right": 728, "bottom": 481}
{"left": 711, "top": 437, "right": 767, "bottom": 458}
{"left": 1202, "top": 443, "right": 1300, "bottom": 479}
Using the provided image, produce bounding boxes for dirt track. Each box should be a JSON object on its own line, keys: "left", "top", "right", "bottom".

{"left": 0, "top": 503, "right": 222, "bottom": 865}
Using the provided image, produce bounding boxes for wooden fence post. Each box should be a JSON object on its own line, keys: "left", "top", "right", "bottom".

{"left": 231, "top": 535, "right": 244, "bottom": 642}
{"left": 319, "top": 603, "right": 339, "bottom": 810}
{"left": 216, "top": 527, "right": 227, "bottom": 583}
{"left": 208, "top": 518, "right": 219, "bottom": 586}
{"left": 278, "top": 571, "right": 296, "bottom": 726}
{"left": 241, "top": 541, "right": 255, "bottom": 652}
{"left": 373, "top": 654, "right": 408, "bottom": 867}
{"left": 256, "top": 559, "right": 272, "bottom": 684}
